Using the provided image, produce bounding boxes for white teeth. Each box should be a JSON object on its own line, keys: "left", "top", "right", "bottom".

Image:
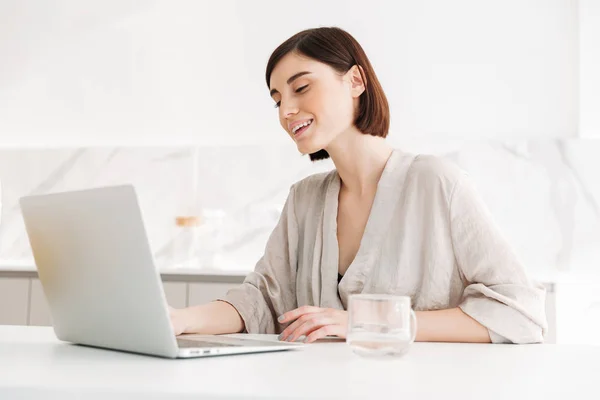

{"left": 292, "top": 120, "right": 312, "bottom": 133}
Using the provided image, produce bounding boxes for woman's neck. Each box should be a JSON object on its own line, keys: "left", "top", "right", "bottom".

{"left": 325, "top": 129, "right": 393, "bottom": 195}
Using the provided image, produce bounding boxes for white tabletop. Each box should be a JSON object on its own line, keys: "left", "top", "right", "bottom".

{"left": 1, "top": 326, "right": 598, "bottom": 400}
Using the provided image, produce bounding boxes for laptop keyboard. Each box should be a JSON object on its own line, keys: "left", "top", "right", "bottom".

{"left": 177, "top": 338, "right": 236, "bottom": 348}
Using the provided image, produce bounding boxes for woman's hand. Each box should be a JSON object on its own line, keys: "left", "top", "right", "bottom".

{"left": 169, "top": 306, "right": 189, "bottom": 336}
{"left": 277, "top": 306, "right": 348, "bottom": 343}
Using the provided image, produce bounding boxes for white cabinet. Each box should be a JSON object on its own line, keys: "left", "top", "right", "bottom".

{"left": 29, "top": 279, "right": 52, "bottom": 326}
{"left": 0, "top": 278, "right": 29, "bottom": 325}
{"left": 0, "top": 277, "right": 241, "bottom": 326}
{"left": 163, "top": 282, "right": 188, "bottom": 308}
{"left": 188, "top": 283, "right": 238, "bottom": 306}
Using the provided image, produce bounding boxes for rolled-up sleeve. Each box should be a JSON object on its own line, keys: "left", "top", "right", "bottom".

{"left": 450, "top": 173, "right": 548, "bottom": 344}
{"left": 217, "top": 185, "right": 299, "bottom": 334}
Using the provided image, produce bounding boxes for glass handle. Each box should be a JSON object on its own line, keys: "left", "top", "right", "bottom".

{"left": 409, "top": 309, "right": 417, "bottom": 344}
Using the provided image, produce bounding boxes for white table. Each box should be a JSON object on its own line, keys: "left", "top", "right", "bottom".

{"left": 1, "top": 326, "right": 598, "bottom": 399}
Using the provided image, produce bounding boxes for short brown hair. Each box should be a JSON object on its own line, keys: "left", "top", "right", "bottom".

{"left": 266, "top": 27, "right": 390, "bottom": 162}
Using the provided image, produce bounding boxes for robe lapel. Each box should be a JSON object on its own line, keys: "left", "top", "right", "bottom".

{"left": 318, "top": 172, "right": 344, "bottom": 309}
{"left": 335, "top": 150, "right": 417, "bottom": 308}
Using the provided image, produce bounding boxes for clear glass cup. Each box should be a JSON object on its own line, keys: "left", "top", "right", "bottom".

{"left": 347, "top": 294, "right": 417, "bottom": 357}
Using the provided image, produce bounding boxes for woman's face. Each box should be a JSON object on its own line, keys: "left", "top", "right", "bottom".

{"left": 269, "top": 52, "right": 364, "bottom": 155}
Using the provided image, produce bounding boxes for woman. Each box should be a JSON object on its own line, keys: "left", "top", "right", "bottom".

{"left": 170, "top": 27, "right": 547, "bottom": 344}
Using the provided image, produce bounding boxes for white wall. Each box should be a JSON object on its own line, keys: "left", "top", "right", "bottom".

{"left": 579, "top": 0, "right": 600, "bottom": 137}
{"left": 0, "top": 0, "right": 578, "bottom": 145}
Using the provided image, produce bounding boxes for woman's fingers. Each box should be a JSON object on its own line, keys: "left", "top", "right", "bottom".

{"left": 277, "top": 307, "right": 348, "bottom": 343}
{"left": 286, "top": 315, "right": 335, "bottom": 343}
{"left": 305, "top": 324, "right": 346, "bottom": 343}
{"left": 279, "top": 310, "right": 323, "bottom": 341}
{"left": 277, "top": 305, "right": 322, "bottom": 324}
{"left": 277, "top": 306, "right": 324, "bottom": 341}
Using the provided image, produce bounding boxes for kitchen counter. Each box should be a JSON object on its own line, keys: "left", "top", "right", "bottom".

{"left": 0, "top": 260, "right": 249, "bottom": 283}
{"left": 0, "top": 260, "right": 562, "bottom": 290}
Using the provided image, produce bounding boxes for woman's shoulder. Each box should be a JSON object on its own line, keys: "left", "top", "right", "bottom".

{"left": 409, "top": 153, "right": 462, "bottom": 177}
{"left": 285, "top": 170, "right": 337, "bottom": 219}
{"left": 290, "top": 169, "right": 336, "bottom": 198}
{"left": 404, "top": 153, "right": 466, "bottom": 195}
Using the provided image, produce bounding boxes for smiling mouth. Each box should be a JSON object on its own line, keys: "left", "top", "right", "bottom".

{"left": 292, "top": 119, "right": 313, "bottom": 137}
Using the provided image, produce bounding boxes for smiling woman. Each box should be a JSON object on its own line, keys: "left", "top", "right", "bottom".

{"left": 169, "top": 27, "right": 548, "bottom": 345}
{"left": 265, "top": 28, "right": 389, "bottom": 162}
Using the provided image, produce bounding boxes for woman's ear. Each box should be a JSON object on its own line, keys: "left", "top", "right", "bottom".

{"left": 348, "top": 65, "right": 366, "bottom": 98}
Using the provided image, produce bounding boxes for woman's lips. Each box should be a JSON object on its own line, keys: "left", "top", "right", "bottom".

{"left": 294, "top": 121, "right": 312, "bottom": 138}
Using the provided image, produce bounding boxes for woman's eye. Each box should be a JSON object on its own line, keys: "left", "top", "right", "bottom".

{"left": 273, "top": 85, "right": 307, "bottom": 108}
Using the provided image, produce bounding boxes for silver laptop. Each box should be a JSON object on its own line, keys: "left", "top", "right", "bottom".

{"left": 19, "top": 185, "right": 301, "bottom": 358}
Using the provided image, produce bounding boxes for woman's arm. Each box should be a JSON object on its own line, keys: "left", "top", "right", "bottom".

{"left": 170, "top": 301, "right": 244, "bottom": 335}
{"left": 272, "top": 306, "right": 492, "bottom": 343}
{"left": 449, "top": 172, "right": 547, "bottom": 344}
{"left": 415, "top": 307, "right": 491, "bottom": 343}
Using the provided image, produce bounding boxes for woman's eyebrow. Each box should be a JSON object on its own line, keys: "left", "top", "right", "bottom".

{"left": 270, "top": 71, "right": 312, "bottom": 96}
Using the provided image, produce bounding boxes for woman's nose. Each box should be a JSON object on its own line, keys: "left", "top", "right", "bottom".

{"left": 279, "top": 100, "right": 298, "bottom": 119}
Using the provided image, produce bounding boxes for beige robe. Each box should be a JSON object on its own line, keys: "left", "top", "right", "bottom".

{"left": 220, "top": 149, "right": 548, "bottom": 344}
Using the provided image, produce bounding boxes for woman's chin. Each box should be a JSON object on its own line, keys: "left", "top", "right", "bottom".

{"left": 297, "top": 142, "right": 322, "bottom": 156}
{"left": 295, "top": 137, "right": 324, "bottom": 155}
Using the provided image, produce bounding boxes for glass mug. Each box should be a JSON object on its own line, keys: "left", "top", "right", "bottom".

{"left": 347, "top": 294, "right": 417, "bottom": 357}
